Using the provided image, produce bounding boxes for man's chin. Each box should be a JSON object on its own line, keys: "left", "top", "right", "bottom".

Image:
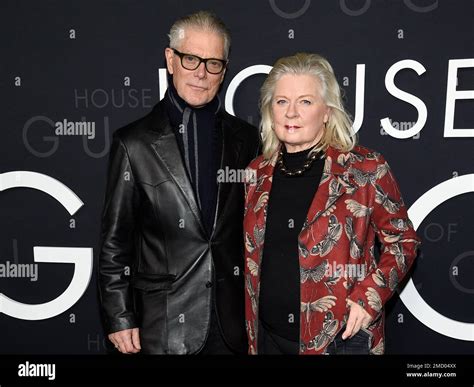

{"left": 185, "top": 96, "right": 211, "bottom": 108}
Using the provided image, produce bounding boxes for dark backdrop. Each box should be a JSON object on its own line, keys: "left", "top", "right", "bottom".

{"left": 1, "top": 0, "right": 473, "bottom": 354}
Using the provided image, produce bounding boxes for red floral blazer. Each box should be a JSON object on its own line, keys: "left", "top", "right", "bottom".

{"left": 243, "top": 145, "right": 421, "bottom": 355}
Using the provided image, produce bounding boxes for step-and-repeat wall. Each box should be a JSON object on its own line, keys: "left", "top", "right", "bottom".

{"left": 1, "top": 0, "right": 473, "bottom": 354}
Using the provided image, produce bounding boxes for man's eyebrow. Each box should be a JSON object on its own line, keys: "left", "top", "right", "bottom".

{"left": 180, "top": 50, "right": 224, "bottom": 59}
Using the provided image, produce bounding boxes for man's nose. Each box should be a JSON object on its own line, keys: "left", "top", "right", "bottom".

{"left": 194, "top": 62, "right": 207, "bottom": 79}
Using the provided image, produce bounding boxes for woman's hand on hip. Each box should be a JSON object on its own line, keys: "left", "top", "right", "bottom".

{"left": 342, "top": 299, "right": 373, "bottom": 340}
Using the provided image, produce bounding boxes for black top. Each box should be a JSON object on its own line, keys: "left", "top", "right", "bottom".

{"left": 162, "top": 81, "right": 222, "bottom": 237}
{"left": 259, "top": 146, "right": 325, "bottom": 343}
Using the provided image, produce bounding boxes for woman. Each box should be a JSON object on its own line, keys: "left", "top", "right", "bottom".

{"left": 243, "top": 53, "right": 421, "bottom": 355}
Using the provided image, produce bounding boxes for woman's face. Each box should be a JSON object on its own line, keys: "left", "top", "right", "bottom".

{"left": 271, "top": 74, "right": 330, "bottom": 153}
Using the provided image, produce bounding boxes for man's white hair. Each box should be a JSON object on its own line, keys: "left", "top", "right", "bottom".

{"left": 168, "top": 10, "right": 231, "bottom": 59}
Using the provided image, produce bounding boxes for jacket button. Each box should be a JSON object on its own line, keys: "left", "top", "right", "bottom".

{"left": 205, "top": 281, "right": 213, "bottom": 288}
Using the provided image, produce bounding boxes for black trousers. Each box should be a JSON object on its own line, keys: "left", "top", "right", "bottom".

{"left": 324, "top": 327, "right": 372, "bottom": 355}
{"left": 198, "top": 304, "right": 234, "bottom": 355}
{"left": 257, "top": 319, "right": 299, "bottom": 355}
{"left": 257, "top": 319, "right": 372, "bottom": 355}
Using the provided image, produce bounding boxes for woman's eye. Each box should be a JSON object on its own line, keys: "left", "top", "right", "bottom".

{"left": 301, "top": 99, "right": 312, "bottom": 105}
{"left": 276, "top": 100, "right": 287, "bottom": 105}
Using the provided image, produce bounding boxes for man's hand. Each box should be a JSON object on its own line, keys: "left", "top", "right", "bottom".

{"left": 108, "top": 328, "right": 141, "bottom": 354}
{"left": 342, "top": 299, "right": 373, "bottom": 340}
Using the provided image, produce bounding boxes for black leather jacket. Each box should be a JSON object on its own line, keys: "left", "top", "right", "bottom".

{"left": 98, "top": 100, "right": 260, "bottom": 354}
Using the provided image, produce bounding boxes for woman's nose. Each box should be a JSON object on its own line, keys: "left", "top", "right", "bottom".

{"left": 285, "top": 103, "right": 299, "bottom": 118}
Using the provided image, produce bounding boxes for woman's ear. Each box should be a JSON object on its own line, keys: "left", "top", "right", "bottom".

{"left": 324, "top": 107, "right": 332, "bottom": 123}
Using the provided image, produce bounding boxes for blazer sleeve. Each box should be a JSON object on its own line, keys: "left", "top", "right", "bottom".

{"left": 346, "top": 156, "right": 421, "bottom": 322}
{"left": 98, "top": 133, "right": 139, "bottom": 333}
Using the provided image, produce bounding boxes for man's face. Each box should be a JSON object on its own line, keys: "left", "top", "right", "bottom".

{"left": 165, "top": 28, "right": 226, "bottom": 108}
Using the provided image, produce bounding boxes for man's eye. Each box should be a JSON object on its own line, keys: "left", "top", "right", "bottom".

{"left": 184, "top": 55, "right": 198, "bottom": 62}
{"left": 208, "top": 60, "right": 220, "bottom": 66}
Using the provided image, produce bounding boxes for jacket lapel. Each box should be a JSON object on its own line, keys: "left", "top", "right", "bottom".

{"left": 304, "top": 147, "right": 352, "bottom": 229}
{"left": 214, "top": 112, "right": 244, "bottom": 229}
{"left": 251, "top": 152, "right": 278, "bottom": 232}
{"left": 149, "top": 103, "right": 206, "bottom": 236}
{"left": 253, "top": 146, "right": 353, "bottom": 237}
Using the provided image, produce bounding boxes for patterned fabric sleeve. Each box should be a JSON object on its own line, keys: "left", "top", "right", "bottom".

{"left": 346, "top": 155, "right": 421, "bottom": 322}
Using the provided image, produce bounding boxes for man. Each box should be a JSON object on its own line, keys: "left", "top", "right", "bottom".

{"left": 98, "top": 11, "right": 259, "bottom": 354}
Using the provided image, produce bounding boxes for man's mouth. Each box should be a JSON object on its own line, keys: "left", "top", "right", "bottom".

{"left": 189, "top": 84, "right": 207, "bottom": 91}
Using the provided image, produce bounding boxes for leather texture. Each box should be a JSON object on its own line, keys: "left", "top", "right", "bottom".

{"left": 98, "top": 100, "right": 260, "bottom": 354}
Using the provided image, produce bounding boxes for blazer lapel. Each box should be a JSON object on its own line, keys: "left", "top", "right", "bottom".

{"left": 302, "top": 147, "right": 357, "bottom": 235}
{"left": 251, "top": 152, "right": 278, "bottom": 233}
{"left": 248, "top": 147, "right": 353, "bottom": 272}
{"left": 214, "top": 113, "right": 244, "bottom": 227}
{"left": 149, "top": 103, "right": 206, "bottom": 235}
{"left": 254, "top": 146, "right": 353, "bottom": 235}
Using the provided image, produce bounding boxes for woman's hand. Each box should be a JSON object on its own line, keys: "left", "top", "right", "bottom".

{"left": 342, "top": 299, "right": 373, "bottom": 340}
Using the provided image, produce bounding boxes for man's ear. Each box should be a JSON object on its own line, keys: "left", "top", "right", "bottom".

{"left": 164, "top": 48, "right": 174, "bottom": 74}
{"left": 219, "top": 67, "right": 226, "bottom": 84}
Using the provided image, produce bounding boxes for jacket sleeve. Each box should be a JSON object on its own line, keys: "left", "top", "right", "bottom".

{"left": 98, "top": 133, "right": 139, "bottom": 333}
{"left": 346, "top": 156, "right": 421, "bottom": 322}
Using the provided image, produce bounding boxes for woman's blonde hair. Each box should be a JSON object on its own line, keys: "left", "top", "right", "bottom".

{"left": 260, "top": 52, "right": 356, "bottom": 159}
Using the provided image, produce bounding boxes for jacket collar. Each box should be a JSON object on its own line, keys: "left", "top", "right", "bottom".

{"left": 256, "top": 145, "right": 354, "bottom": 178}
{"left": 147, "top": 99, "right": 246, "bottom": 140}
{"left": 148, "top": 99, "right": 245, "bottom": 239}
{"left": 251, "top": 145, "right": 357, "bottom": 232}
